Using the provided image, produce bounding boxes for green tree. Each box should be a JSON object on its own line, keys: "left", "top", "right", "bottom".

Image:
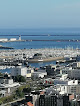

{"left": 23, "top": 87, "right": 31, "bottom": 93}
{"left": 15, "top": 75, "right": 26, "bottom": 82}
{"left": 0, "top": 100, "right": 3, "bottom": 105}
{"left": 16, "top": 87, "right": 24, "bottom": 97}
{"left": 0, "top": 72, "right": 3, "bottom": 76}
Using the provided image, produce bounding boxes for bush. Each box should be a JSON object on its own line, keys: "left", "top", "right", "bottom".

{"left": 0, "top": 100, "right": 2, "bottom": 105}
{"left": 0, "top": 95, "right": 14, "bottom": 104}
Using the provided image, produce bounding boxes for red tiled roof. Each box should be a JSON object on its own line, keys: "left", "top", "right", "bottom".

{"left": 40, "top": 91, "right": 44, "bottom": 95}
{"left": 27, "top": 102, "right": 34, "bottom": 106}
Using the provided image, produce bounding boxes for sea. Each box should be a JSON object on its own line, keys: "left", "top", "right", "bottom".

{"left": 0, "top": 28, "right": 80, "bottom": 73}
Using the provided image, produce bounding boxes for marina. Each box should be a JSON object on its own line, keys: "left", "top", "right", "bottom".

{"left": 0, "top": 48, "right": 79, "bottom": 67}
{"left": 0, "top": 35, "right": 80, "bottom": 71}
{"left": 0, "top": 48, "right": 79, "bottom": 59}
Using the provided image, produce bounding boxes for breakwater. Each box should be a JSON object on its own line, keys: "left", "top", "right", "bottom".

{"left": 26, "top": 39, "right": 80, "bottom": 42}
{"left": 0, "top": 39, "right": 80, "bottom": 43}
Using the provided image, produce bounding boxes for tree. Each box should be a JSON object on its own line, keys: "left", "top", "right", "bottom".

{"left": 15, "top": 75, "right": 26, "bottom": 82}
{"left": 0, "top": 72, "right": 3, "bottom": 76}
{"left": 16, "top": 88, "right": 24, "bottom": 97}
{"left": 23, "top": 87, "right": 31, "bottom": 93}
{"left": 0, "top": 100, "right": 2, "bottom": 105}
{"left": 19, "top": 75, "right": 26, "bottom": 82}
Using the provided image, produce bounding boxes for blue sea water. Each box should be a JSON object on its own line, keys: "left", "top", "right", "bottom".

{"left": 0, "top": 28, "right": 80, "bottom": 73}
{"left": 0, "top": 35, "right": 80, "bottom": 49}
{"left": 0, "top": 28, "right": 80, "bottom": 49}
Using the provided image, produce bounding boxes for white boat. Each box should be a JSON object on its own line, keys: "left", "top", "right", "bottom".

{"left": 38, "top": 59, "right": 43, "bottom": 62}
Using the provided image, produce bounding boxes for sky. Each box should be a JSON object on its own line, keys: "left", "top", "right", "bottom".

{"left": 0, "top": 0, "right": 80, "bottom": 29}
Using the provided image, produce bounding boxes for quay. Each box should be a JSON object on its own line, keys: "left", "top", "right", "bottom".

{"left": 27, "top": 56, "right": 64, "bottom": 63}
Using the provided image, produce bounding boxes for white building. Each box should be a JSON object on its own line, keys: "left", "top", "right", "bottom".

{"left": 60, "top": 67, "right": 72, "bottom": 78}
{"left": 32, "top": 72, "right": 47, "bottom": 79}
{"left": 0, "top": 78, "right": 13, "bottom": 84}
{"left": 11, "top": 66, "right": 34, "bottom": 78}
{"left": 53, "top": 79, "right": 79, "bottom": 95}
{"left": 68, "top": 80, "right": 78, "bottom": 85}
{"left": 44, "top": 77, "right": 78, "bottom": 86}
{"left": 0, "top": 78, "right": 20, "bottom": 95}
{"left": 9, "top": 38, "right": 17, "bottom": 41}
{"left": 44, "top": 74, "right": 68, "bottom": 85}
{"left": 60, "top": 67, "right": 80, "bottom": 79}
{"left": 72, "top": 62, "right": 80, "bottom": 68}
{"left": 0, "top": 38, "right": 8, "bottom": 42}
{"left": 11, "top": 66, "right": 27, "bottom": 77}
{"left": 26, "top": 67, "right": 34, "bottom": 78}
{"left": 60, "top": 74, "right": 68, "bottom": 80}
{"left": 0, "top": 90, "right": 6, "bottom": 97}
{"left": 60, "top": 85, "right": 80, "bottom": 95}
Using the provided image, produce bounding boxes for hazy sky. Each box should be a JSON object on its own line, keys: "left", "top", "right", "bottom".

{"left": 0, "top": 0, "right": 80, "bottom": 29}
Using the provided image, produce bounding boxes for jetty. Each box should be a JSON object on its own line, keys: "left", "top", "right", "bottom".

{"left": 0, "top": 45, "right": 14, "bottom": 49}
